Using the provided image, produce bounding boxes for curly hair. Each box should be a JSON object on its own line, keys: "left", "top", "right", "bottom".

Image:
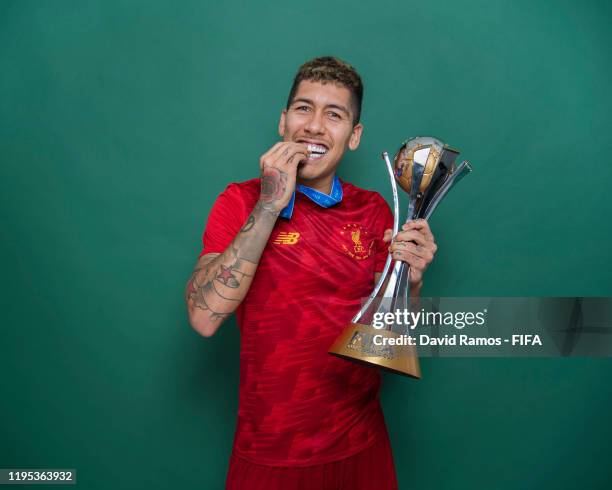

{"left": 286, "top": 56, "right": 364, "bottom": 126}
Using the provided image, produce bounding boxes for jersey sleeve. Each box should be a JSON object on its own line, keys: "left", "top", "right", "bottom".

{"left": 199, "top": 183, "right": 248, "bottom": 258}
{"left": 374, "top": 197, "right": 394, "bottom": 273}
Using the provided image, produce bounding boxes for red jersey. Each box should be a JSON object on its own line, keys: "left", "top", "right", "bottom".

{"left": 199, "top": 178, "right": 394, "bottom": 467}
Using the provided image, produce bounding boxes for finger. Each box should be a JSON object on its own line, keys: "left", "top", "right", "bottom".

{"left": 395, "top": 233, "right": 437, "bottom": 254}
{"left": 261, "top": 142, "right": 286, "bottom": 160}
{"left": 392, "top": 249, "right": 427, "bottom": 271}
{"left": 391, "top": 249, "right": 427, "bottom": 270}
{"left": 274, "top": 144, "right": 309, "bottom": 167}
{"left": 402, "top": 219, "right": 434, "bottom": 240}
{"left": 260, "top": 142, "right": 286, "bottom": 170}
{"left": 402, "top": 219, "right": 429, "bottom": 230}
{"left": 286, "top": 149, "right": 309, "bottom": 166}
{"left": 382, "top": 229, "right": 393, "bottom": 243}
{"left": 393, "top": 230, "right": 431, "bottom": 246}
{"left": 389, "top": 241, "right": 434, "bottom": 262}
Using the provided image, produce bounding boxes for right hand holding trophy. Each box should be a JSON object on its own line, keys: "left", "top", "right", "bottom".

{"left": 329, "top": 136, "right": 472, "bottom": 378}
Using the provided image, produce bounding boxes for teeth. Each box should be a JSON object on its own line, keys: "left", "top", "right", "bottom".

{"left": 306, "top": 143, "right": 328, "bottom": 154}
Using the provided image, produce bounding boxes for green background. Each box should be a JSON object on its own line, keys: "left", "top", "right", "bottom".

{"left": 1, "top": 0, "right": 611, "bottom": 488}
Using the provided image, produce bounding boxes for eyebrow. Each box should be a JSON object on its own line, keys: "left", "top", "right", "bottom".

{"left": 291, "top": 97, "right": 351, "bottom": 117}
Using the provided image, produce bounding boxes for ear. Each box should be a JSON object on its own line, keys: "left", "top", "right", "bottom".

{"left": 278, "top": 109, "right": 287, "bottom": 138}
{"left": 348, "top": 123, "right": 363, "bottom": 151}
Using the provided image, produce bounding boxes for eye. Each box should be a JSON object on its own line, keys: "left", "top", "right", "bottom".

{"left": 328, "top": 111, "right": 342, "bottom": 119}
{"left": 295, "top": 105, "right": 310, "bottom": 112}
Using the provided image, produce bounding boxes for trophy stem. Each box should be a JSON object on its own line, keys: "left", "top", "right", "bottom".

{"left": 352, "top": 152, "right": 400, "bottom": 324}
{"left": 387, "top": 262, "right": 411, "bottom": 331}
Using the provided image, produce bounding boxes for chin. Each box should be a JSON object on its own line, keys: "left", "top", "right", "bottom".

{"left": 298, "top": 157, "right": 336, "bottom": 177}
{"left": 297, "top": 165, "right": 323, "bottom": 181}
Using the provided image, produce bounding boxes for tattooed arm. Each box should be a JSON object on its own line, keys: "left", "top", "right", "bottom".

{"left": 185, "top": 142, "right": 308, "bottom": 337}
{"left": 185, "top": 202, "right": 278, "bottom": 337}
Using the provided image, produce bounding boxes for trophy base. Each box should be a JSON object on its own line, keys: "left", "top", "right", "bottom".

{"left": 329, "top": 323, "right": 421, "bottom": 379}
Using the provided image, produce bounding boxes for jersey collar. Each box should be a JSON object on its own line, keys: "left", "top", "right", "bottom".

{"left": 279, "top": 174, "right": 343, "bottom": 219}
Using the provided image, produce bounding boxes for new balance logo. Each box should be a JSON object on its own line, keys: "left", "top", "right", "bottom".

{"left": 273, "top": 232, "right": 300, "bottom": 245}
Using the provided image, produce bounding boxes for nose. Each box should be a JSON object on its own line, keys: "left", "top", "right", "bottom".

{"left": 304, "top": 110, "right": 325, "bottom": 134}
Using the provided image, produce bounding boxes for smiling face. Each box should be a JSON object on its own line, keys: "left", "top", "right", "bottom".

{"left": 279, "top": 80, "right": 363, "bottom": 193}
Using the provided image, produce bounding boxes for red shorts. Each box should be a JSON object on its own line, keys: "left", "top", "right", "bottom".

{"left": 225, "top": 433, "right": 398, "bottom": 490}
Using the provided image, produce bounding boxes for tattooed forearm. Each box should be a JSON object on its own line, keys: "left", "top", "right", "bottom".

{"left": 236, "top": 202, "right": 278, "bottom": 262}
{"left": 186, "top": 200, "right": 280, "bottom": 334}
{"left": 191, "top": 282, "right": 230, "bottom": 323}
{"left": 186, "top": 254, "right": 247, "bottom": 318}
{"left": 215, "top": 265, "right": 240, "bottom": 288}
{"left": 260, "top": 167, "right": 287, "bottom": 207}
{"left": 240, "top": 215, "right": 255, "bottom": 233}
{"left": 215, "top": 263, "right": 253, "bottom": 288}
{"left": 211, "top": 281, "right": 242, "bottom": 301}
{"left": 184, "top": 264, "right": 207, "bottom": 304}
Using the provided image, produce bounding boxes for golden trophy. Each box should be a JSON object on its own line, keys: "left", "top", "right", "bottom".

{"left": 329, "top": 137, "right": 472, "bottom": 378}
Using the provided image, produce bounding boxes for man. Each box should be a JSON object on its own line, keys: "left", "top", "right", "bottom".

{"left": 185, "top": 56, "right": 437, "bottom": 489}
